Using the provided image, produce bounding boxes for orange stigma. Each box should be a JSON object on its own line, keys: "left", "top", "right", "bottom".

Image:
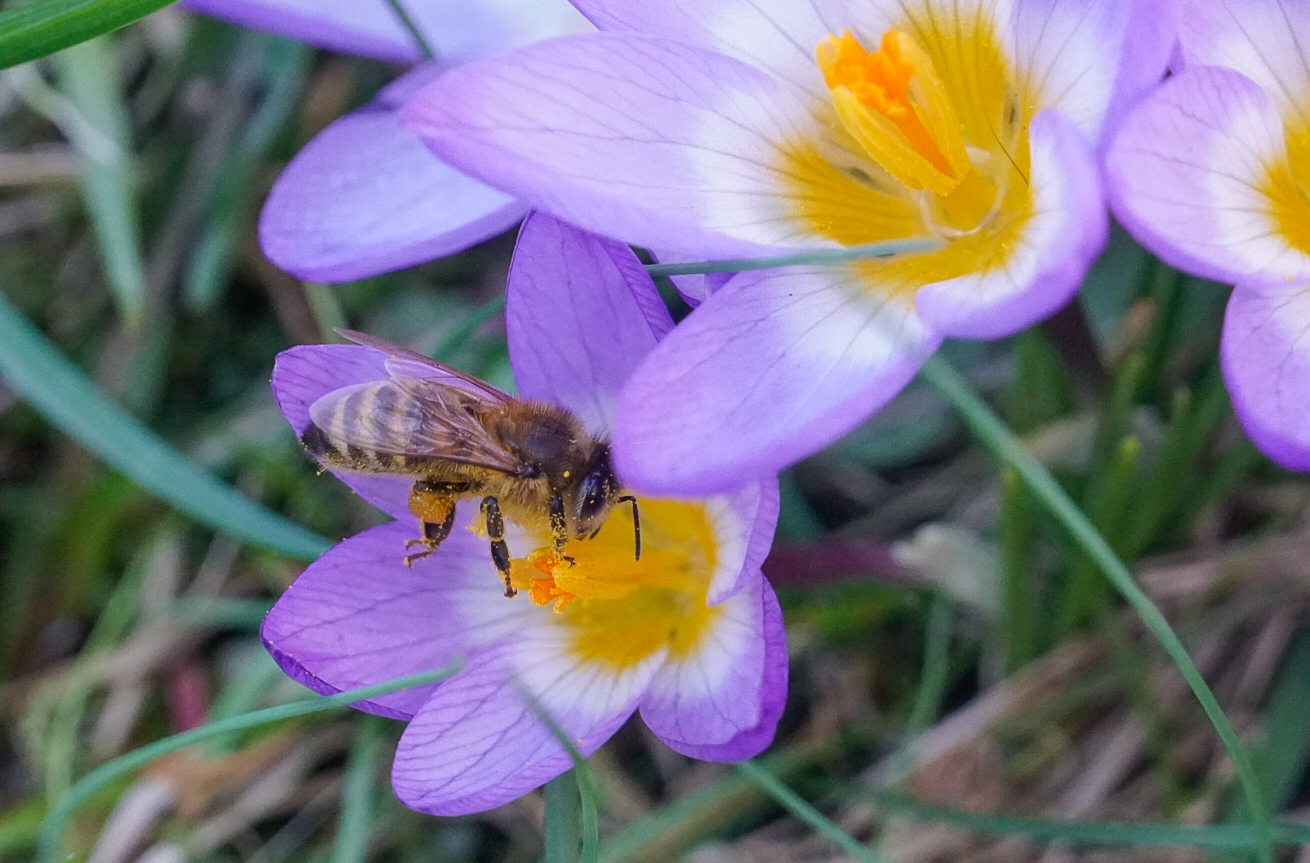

{"left": 521, "top": 548, "right": 578, "bottom": 613}
{"left": 816, "top": 29, "right": 969, "bottom": 197}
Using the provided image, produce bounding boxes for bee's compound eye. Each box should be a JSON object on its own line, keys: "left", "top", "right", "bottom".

{"left": 575, "top": 472, "right": 611, "bottom": 530}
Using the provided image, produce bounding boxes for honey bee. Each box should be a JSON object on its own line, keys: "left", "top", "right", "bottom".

{"left": 299, "top": 329, "right": 640, "bottom": 597}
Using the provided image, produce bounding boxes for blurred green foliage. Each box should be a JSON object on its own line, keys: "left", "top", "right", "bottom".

{"left": 2, "top": 6, "right": 1310, "bottom": 863}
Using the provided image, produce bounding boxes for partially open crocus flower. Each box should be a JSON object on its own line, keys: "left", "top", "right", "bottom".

{"left": 182, "top": 0, "right": 588, "bottom": 281}
{"left": 402, "top": 0, "right": 1171, "bottom": 493}
{"left": 264, "top": 213, "right": 784, "bottom": 815}
{"left": 1106, "top": 0, "right": 1310, "bottom": 471}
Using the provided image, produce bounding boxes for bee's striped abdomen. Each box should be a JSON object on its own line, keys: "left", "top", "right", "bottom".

{"left": 301, "top": 381, "right": 433, "bottom": 474}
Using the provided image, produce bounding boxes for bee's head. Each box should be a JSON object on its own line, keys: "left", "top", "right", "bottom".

{"left": 571, "top": 443, "right": 620, "bottom": 537}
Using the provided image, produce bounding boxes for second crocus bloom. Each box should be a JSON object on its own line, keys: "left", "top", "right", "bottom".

{"left": 403, "top": 0, "right": 1171, "bottom": 493}
{"left": 1107, "top": 0, "right": 1310, "bottom": 471}
{"left": 184, "top": 0, "right": 590, "bottom": 281}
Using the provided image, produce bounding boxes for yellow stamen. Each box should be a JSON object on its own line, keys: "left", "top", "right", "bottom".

{"left": 1265, "top": 119, "right": 1310, "bottom": 259}
{"left": 506, "top": 500, "right": 722, "bottom": 670}
{"left": 816, "top": 29, "right": 970, "bottom": 197}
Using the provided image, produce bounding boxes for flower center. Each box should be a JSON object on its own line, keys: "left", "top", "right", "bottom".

{"left": 815, "top": 28, "right": 1002, "bottom": 235}
{"left": 506, "top": 499, "right": 721, "bottom": 670}
{"left": 1265, "top": 120, "right": 1310, "bottom": 257}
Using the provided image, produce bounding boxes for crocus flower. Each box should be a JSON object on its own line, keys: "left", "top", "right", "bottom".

{"left": 182, "top": 0, "right": 589, "bottom": 281}
{"left": 401, "top": 0, "right": 1172, "bottom": 494}
{"left": 1106, "top": 0, "right": 1310, "bottom": 471}
{"left": 264, "top": 212, "right": 784, "bottom": 815}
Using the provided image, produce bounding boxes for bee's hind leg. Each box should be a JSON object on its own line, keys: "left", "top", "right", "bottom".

{"left": 404, "top": 480, "right": 466, "bottom": 565}
{"left": 403, "top": 505, "right": 456, "bottom": 565}
{"left": 480, "top": 496, "right": 516, "bottom": 597}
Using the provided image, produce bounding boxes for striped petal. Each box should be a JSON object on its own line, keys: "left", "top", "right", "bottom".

{"left": 183, "top": 0, "right": 589, "bottom": 64}
{"left": 612, "top": 266, "right": 941, "bottom": 495}
{"left": 1221, "top": 281, "right": 1310, "bottom": 472}
{"left": 403, "top": 33, "right": 827, "bottom": 258}
{"left": 1107, "top": 65, "right": 1310, "bottom": 287}
{"left": 640, "top": 575, "right": 787, "bottom": 760}
{"left": 505, "top": 213, "right": 668, "bottom": 432}
{"left": 260, "top": 520, "right": 529, "bottom": 720}
{"left": 260, "top": 64, "right": 526, "bottom": 282}
{"left": 1177, "top": 0, "right": 1310, "bottom": 123}
{"left": 391, "top": 640, "right": 637, "bottom": 815}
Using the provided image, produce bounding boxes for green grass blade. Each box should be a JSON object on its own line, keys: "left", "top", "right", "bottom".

{"left": 917, "top": 353, "right": 1274, "bottom": 863}
{"left": 998, "top": 470, "right": 1041, "bottom": 669}
{"left": 52, "top": 36, "right": 146, "bottom": 326}
{"left": 734, "top": 760, "right": 885, "bottom": 863}
{"left": 522, "top": 692, "right": 600, "bottom": 863}
{"left": 544, "top": 772, "right": 583, "bottom": 863}
{"left": 0, "top": 0, "right": 178, "bottom": 70}
{"left": 36, "top": 659, "right": 463, "bottom": 863}
{"left": 382, "top": 0, "right": 434, "bottom": 59}
{"left": 332, "top": 716, "right": 387, "bottom": 863}
{"left": 0, "top": 287, "right": 328, "bottom": 560}
{"left": 185, "top": 36, "right": 311, "bottom": 309}
{"left": 876, "top": 793, "right": 1310, "bottom": 849}
{"left": 643, "top": 238, "right": 941, "bottom": 277}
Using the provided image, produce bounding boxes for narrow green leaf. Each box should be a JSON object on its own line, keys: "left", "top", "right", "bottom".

{"left": 883, "top": 594, "right": 955, "bottom": 783}
{"left": 876, "top": 793, "right": 1310, "bottom": 849}
{"left": 185, "top": 36, "right": 311, "bottom": 308}
{"left": 0, "top": 0, "right": 178, "bottom": 70}
{"left": 1230, "top": 630, "right": 1310, "bottom": 816}
{"left": 382, "top": 0, "right": 434, "bottom": 59}
{"left": 600, "top": 736, "right": 860, "bottom": 863}
{"left": 642, "top": 238, "right": 941, "bottom": 277}
{"left": 544, "top": 772, "right": 583, "bottom": 863}
{"left": 332, "top": 717, "right": 387, "bottom": 863}
{"left": 998, "top": 470, "right": 1041, "bottom": 669}
{"left": 522, "top": 692, "right": 601, "bottom": 863}
{"left": 1057, "top": 435, "right": 1140, "bottom": 634}
{"left": 0, "top": 287, "right": 328, "bottom": 560}
{"left": 36, "top": 659, "right": 464, "bottom": 863}
{"left": 734, "top": 760, "right": 885, "bottom": 863}
{"left": 53, "top": 35, "right": 146, "bottom": 325}
{"left": 917, "top": 353, "right": 1275, "bottom": 863}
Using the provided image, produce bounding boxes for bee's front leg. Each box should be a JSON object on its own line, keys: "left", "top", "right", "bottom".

{"left": 548, "top": 494, "right": 575, "bottom": 566}
{"left": 480, "top": 496, "right": 516, "bottom": 597}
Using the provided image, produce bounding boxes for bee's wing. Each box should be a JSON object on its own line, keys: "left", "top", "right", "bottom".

{"left": 308, "top": 378, "right": 528, "bottom": 475}
{"left": 335, "top": 328, "right": 512, "bottom": 403}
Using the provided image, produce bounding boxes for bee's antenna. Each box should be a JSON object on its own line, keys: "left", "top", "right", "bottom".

{"left": 618, "top": 495, "right": 641, "bottom": 561}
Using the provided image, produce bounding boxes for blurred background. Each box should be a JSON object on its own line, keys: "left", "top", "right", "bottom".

{"left": 3, "top": 6, "right": 1310, "bottom": 862}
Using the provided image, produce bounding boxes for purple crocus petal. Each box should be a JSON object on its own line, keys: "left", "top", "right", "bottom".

{"left": 1177, "top": 0, "right": 1310, "bottom": 120}
{"left": 403, "top": 33, "right": 828, "bottom": 258}
{"left": 181, "top": 0, "right": 428, "bottom": 63}
{"left": 260, "top": 520, "right": 530, "bottom": 720}
{"left": 260, "top": 63, "right": 527, "bottom": 283}
{"left": 505, "top": 213, "right": 668, "bottom": 431}
{"left": 915, "top": 110, "right": 1106, "bottom": 339}
{"left": 702, "top": 479, "right": 780, "bottom": 605}
{"left": 272, "top": 344, "right": 413, "bottom": 519}
{"left": 1221, "top": 282, "right": 1310, "bottom": 472}
{"left": 183, "top": 0, "right": 590, "bottom": 65}
{"left": 612, "top": 267, "right": 942, "bottom": 495}
{"left": 1106, "top": 65, "right": 1310, "bottom": 288}
{"left": 1094, "top": 0, "right": 1177, "bottom": 149}
{"left": 567, "top": 0, "right": 846, "bottom": 105}
{"left": 391, "top": 639, "right": 636, "bottom": 815}
{"left": 393, "top": 611, "right": 668, "bottom": 815}
{"left": 1007, "top": 0, "right": 1160, "bottom": 143}
{"left": 642, "top": 578, "right": 787, "bottom": 761}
